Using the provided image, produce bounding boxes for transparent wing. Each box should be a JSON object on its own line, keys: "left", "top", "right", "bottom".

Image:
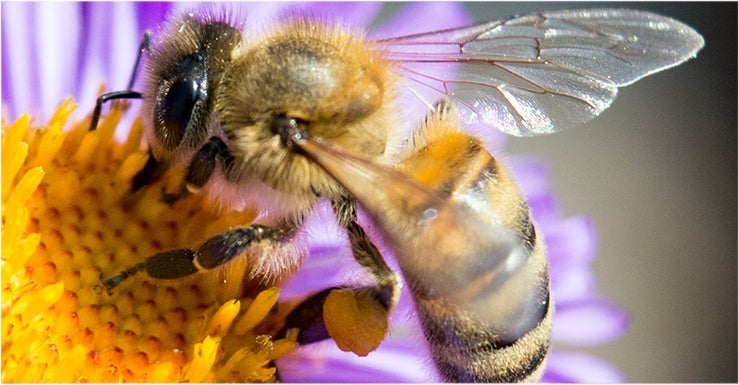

{"left": 377, "top": 8, "right": 705, "bottom": 136}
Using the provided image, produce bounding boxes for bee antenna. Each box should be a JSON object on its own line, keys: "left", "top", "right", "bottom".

{"left": 88, "top": 31, "right": 150, "bottom": 132}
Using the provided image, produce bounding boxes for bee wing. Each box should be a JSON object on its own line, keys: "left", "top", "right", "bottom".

{"left": 377, "top": 8, "right": 704, "bottom": 136}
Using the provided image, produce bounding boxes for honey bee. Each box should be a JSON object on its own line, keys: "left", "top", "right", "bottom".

{"left": 91, "top": 6, "right": 703, "bottom": 382}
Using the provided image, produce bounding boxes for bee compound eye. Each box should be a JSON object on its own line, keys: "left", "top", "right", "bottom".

{"left": 155, "top": 78, "right": 201, "bottom": 149}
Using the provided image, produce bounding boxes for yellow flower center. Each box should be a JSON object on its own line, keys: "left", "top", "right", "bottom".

{"left": 2, "top": 99, "right": 297, "bottom": 382}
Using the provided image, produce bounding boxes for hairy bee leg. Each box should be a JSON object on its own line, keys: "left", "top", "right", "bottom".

{"left": 88, "top": 31, "right": 151, "bottom": 132}
{"left": 153, "top": 136, "right": 234, "bottom": 204}
{"left": 99, "top": 222, "right": 302, "bottom": 294}
{"left": 131, "top": 136, "right": 228, "bottom": 203}
{"left": 276, "top": 198, "right": 399, "bottom": 347}
{"left": 281, "top": 284, "right": 386, "bottom": 344}
{"left": 332, "top": 197, "right": 400, "bottom": 309}
{"left": 185, "top": 136, "right": 234, "bottom": 191}
{"left": 131, "top": 148, "right": 168, "bottom": 191}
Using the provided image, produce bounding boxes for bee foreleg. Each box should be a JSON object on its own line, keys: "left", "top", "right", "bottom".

{"left": 98, "top": 221, "right": 303, "bottom": 294}
{"left": 131, "top": 148, "right": 167, "bottom": 191}
{"left": 150, "top": 136, "right": 234, "bottom": 204}
{"left": 184, "top": 136, "right": 233, "bottom": 192}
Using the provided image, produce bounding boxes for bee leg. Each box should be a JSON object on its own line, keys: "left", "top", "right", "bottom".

{"left": 152, "top": 136, "right": 233, "bottom": 204}
{"left": 332, "top": 196, "right": 400, "bottom": 309}
{"left": 130, "top": 134, "right": 228, "bottom": 201}
{"left": 184, "top": 136, "right": 233, "bottom": 192}
{"left": 98, "top": 221, "right": 302, "bottom": 295}
{"left": 131, "top": 148, "right": 167, "bottom": 191}
{"left": 281, "top": 286, "right": 336, "bottom": 344}
{"left": 89, "top": 31, "right": 151, "bottom": 132}
{"left": 279, "top": 198, "right": 400, "bottom": 346}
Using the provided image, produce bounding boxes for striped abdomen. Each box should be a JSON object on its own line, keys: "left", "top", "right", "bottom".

{"left": 390, "top": 103, "right": 552, "bottom": 382}
{"left": 290, "top": 101, "right": 553, "bottom": 382}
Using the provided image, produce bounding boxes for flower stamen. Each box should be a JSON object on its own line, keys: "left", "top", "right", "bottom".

{"left": 2, "top": 99, "right": 296, "bottom": 382}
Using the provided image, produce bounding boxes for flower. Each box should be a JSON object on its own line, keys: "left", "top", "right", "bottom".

{"left": 2, "top": 2, "right": 629, "bottom": 382}
{"left": 2, "top": 100, "right": 298, "bottom": 382}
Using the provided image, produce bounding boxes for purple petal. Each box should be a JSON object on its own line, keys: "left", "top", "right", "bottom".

{"left": 133, "top": 2, "right": 172, "bottom": 34}
{"left": 37, "top": 4, "right": 80, "bottom": 117}
{"left": 278, "top": 245, "right": 345, "bottom": 297}
{"left": 508, "top": 155, "right": 554, "bottom": 199}
{"left": 544, "top": 215, "right": 599, "bottom": 267}
{"left": 2, "top": 2, "right": 82, "bottom": 120}
{"left": 2, "top": 2, "right": 36, "bottom": 119}
{"left": 550, "top": 265, "right": 597, "bottom": 302}
{"left": 528, "top": 192, "right": 564, "bottom": 228}
{"left": 552, "top": 298, "right": 629, "bottom": 346}
{"left": 77, "top": 3, "right": 141, "bottom": 113}
{"left": 277, "top": 337, "right": 438, "bottom": 383}
{"left": 542, "top": 350, "right": 627, "bottom": 383}
{"left": 38, "top": 3, "right": 72, "bottom": 115}
{"left": 374, "top": 2, "right": 472, "bottom": 38}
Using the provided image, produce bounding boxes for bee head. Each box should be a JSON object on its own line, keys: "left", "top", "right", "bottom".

{"left": 143, "top": 13, "right": 241, "bottom": 161}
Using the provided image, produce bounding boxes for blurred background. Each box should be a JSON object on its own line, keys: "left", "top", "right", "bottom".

{"left": 391, "top": 2, "right": 736, "bottom": 382}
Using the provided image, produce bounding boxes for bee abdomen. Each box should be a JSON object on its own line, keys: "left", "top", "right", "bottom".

{"left": 309, "top": 100, "right": 555, "bottom": 382}
{"left": 409, "top": 233, "right": 552, "bottom": 382}
{"left": 396, "top": 103, "right": 553, "bottom": 382}
{"left": 416, "top": 286, "right": 553, "bottom": 382}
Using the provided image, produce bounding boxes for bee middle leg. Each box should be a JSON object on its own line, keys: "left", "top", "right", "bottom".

{"left": 98, "top": 221, "right": 304, "bottom": 295}
{"left": 100, "top": 134, "right": 305, "bottom": 293}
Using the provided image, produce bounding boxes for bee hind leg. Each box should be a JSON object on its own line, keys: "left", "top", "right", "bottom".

{"left": 279, "top": 197, "right": 399, "bottom": 351}
{"left": 332, "top": 196, "right": 400, "bottom": 309}
{"left": 281, "top": 284, "right": 390, "bottom": 346}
